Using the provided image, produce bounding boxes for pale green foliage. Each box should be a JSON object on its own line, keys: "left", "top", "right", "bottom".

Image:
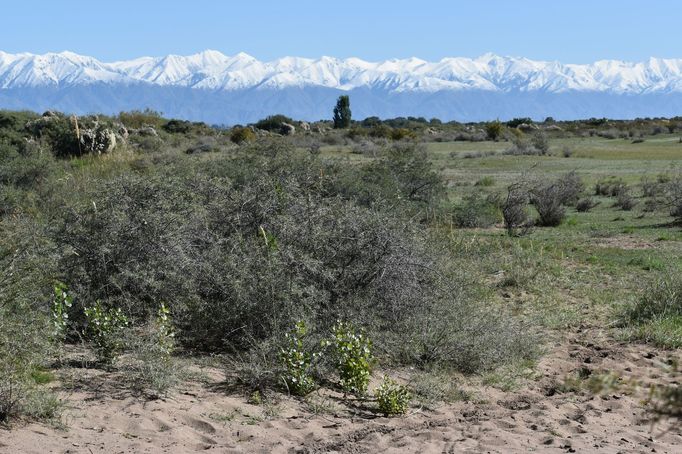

{"left": 84, "top": 301, "right": 128, "bottom": 365}
{"left": 328, "top": 322, "right": 373, "bottom": 395}
{"left": 155, "top": 302, "right": 175, "bottom": 360}
{"left": 280, "top": 321, "right": 317, "bottom": 396}
{"left": 51, "top": 282, "right": 72, "bottom": 342}
{"left": 375, "top": 375, "right": 411, "bottom": 416}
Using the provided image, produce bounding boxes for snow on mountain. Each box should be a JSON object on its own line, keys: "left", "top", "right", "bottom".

{"left": 2, "top": 50, "right": 682, "bottom": 94}
{"left": 3, "top": 50, "right": 682, "bottom": 124}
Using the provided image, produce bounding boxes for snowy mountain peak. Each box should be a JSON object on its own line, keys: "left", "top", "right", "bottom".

{"left": 1, "top": 50, "right": 682, "bottom": 94}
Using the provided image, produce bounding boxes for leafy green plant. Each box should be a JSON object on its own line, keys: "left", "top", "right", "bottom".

{"left": 83, "top": 301, "right": 128, "bottom": 365}
{"left": 154, "top": 302, "right": 175, "bottom": 360}
{"left": 51, "top": 282, "right": 72, "bottom": 343}
{"left": 280, "top": 321, "right": 317, "bottom": 396}
{"left": 375, "top": 375, "right": 411, "bottom": 416}
{"left": 327, "top": 322, "right": 373, "bottom": 395}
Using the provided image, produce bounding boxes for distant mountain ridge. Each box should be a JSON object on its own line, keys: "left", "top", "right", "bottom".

{"left": 2, "top": 50, "right": 682, "bottom": 123}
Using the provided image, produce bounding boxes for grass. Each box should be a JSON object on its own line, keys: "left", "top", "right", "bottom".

{"left": 418, "top": 134, "right": 682, "bottom": 349}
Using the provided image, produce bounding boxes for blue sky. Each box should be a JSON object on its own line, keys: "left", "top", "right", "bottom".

{"left": 3, "top": 0, "right": 680, "bottom": 62}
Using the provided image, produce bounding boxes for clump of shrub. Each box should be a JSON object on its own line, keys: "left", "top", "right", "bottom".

{"left": 452, "top": 193, "right": 501, "bottom": 228}
{"left": 485, "top": 120, "right": 503, "bottom": 141}
{"left": 280, "top": 321, "right": 317, "bottom": 396}
{"left": 595, "top": 177, "right": 627, "bottom": 197}
{"left": 503, "top": 131, "right": 551, "bottom": 156}
{"left": 0, "top": 223, "right": 56, "bottom": 423}
{"left": 118, "top": 109, "right": 165, "bottom": 130}
{"left": 230, "top": 126, "right": 256, "bottom": 144}
{"left": 576, "top": 198, "right": 599, "bottom": 212}
{"left": 375, "top": 376, "right": 411, "bottom": 416}
{"left": 531, "top": 132, "right": 550, "bottom": 154}
{"left": 614, "top": 190, "right": 637, "bottom": 211}
{"left": 253, "top": 114, "right": 295, "bottom": 133}
{"left": 502, "top": 171, "right": 584, "bottom": 230}
{"left": 666, "top": 175, "right": 682, "bottom": 223}
{"left": 561, "top": 146, "right": 574, "bottom": 158}
{"left": 327, "top": 322, "right": 373, "bottom": 396}
{"left": 129, "top": 134, "right": 164, "bottom": 153}
{"left": 502, "top": 184, "right": 531, "bottom": 236}
{"left": 50, "top": 141, "right": 536, "bottom": 386}
{"left": 84, "top": 301, "right": 129, "bottom": 365}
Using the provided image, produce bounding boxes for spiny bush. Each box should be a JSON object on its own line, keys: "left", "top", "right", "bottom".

{"left": 595, "top": 177, "right": 627, "bottom": 197}
{"left": 502, "top": 183, "right": 531, "bottom": 236}
{"left": 576, "top": 198, "right": 599, "bottom": 212}
{"left": 666, "top": 175, "right": 682, "bottom": 223}
{"left": 346, "top": 142, "right": 444, "bottom": 209}
{"left": 614, "top": 189, "right": 637, "bottom": 211}
{"left": 375, "top": 376, "right": 411, "bottom": 416}
{"left": 531, "top": 131, "right": 550, "bottom": 154}
{"left": 52, "top": 143, "right": 535, "bottom": 378}
{"left": 0, "top": 219, "right": 56, "bottom": 423}
{"left": 528, "top": 171, "right": 584, "bottom": 226}
{"left": 452, "top": 193, "right": 501, "bottom": 228}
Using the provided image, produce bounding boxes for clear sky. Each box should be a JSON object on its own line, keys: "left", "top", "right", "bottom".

{"left": 2, "top": 0, "right": 680, "bottom": 63}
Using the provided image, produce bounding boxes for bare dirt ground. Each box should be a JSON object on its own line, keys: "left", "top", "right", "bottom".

{"left": 2, "top": 327, "right": 680, "bottom": 454}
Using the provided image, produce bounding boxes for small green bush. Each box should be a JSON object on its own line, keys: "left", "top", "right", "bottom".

{"left": 327, "top": 322, "right": 373, "bottom": 396}
{"left": 118, "top": 109, "right": 165, "bottom": 129}
{"left": 452, "top": 194, "right": 501, "bottom": 228}
{"left": 485, "top": 120, "right": 503, "bottom": 141}
{"left": 84, "top": 301, "right": 128, "bottom": 365}
{"left": 230, "top": 126, "right": 256, "bottom": 144}
{"left": 375, "top": 375, "right": 411, "bottom": 416}
{"left": 280, "top": 321, "right": 317, "bottom": 396}
{"left": 51, "top": 282, "right": 72, "bottom": 343}
{"left": 253, "top": 114, "right": 294, "bottom": 132}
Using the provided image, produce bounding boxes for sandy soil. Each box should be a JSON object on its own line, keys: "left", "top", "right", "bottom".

{"left": 1, "top": 329, "right": 680, "bottom": 454}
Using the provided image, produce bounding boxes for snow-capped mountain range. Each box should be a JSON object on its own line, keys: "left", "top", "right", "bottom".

{"left": 1, "top": 50, "right": 682, "bottom": 123}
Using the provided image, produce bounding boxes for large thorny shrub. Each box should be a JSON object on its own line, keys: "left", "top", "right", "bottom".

{"left": 52, "top": 142, "right": 534, "bottom": 373}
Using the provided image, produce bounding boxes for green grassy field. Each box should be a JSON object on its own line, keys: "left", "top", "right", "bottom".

{"left": 319, "top": 134, "right": 682, "bottom": 351}
{"left": 430, "top": 135, "right": 682, "bottom": 349}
